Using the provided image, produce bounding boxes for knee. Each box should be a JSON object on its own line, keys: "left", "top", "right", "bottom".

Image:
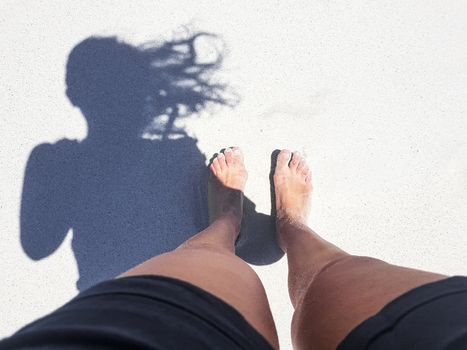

{"left": 316, "top": 255, "right": 386, "bottom": 281}
{"left": 176, "top": 239, "right": 235, "bottom": 255}
{"left": 304, "top": 255, "right": 389, "bottom": 302}
{"left": 291, "top": 256, "right": 387, "bottom": 350}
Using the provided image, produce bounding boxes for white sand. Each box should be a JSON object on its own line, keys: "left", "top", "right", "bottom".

{"left": 1, "top": 1, "right": 467, "bottom": 348}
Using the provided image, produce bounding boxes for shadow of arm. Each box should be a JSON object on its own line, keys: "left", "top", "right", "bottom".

{"left": 20, "top": 142, "right": 72, "bottom": 260}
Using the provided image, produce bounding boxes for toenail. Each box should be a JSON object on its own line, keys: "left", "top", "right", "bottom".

{"left": 233, "top": 149, "right": 241, "bottom": 154}
{"left": 224, "top": 148, "right": 232, "bottom": 153}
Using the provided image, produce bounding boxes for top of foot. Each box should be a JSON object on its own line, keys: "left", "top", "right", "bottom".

{"left": 273, "top": 150, "right": 312, "bottom": 226}
{"left": 210, "top": 147, "right": 248, "bottom": 192}
{"left": 208, "top": 147, "right": 248, "bottom": 230}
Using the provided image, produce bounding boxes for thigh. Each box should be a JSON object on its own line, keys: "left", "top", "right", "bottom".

{"left": 122, "top": 247, "right": 279, "bottom": 349}
{"left": 291, "top": 256, "right": 446, "bottom": 350}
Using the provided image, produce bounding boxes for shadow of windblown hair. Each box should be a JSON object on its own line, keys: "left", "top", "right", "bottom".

{"left": 66, "top": 31, "right": 237, "bottom": 139}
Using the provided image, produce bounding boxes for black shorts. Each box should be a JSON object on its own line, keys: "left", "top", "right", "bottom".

{"left": 0, "top": 276, "right": 274, "bottom": 350}
{"left": 338, "top": 276, "right": 467, "bottom": 349}
{"left": 1, "top": 276, "right": 466, "bottom": 349}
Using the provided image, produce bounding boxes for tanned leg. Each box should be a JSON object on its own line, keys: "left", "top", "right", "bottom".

{"left": 122, "top": 147, "right": 279, "bottom": 349}
{"left": 273, "top": 149, "right": 447, "bottom": 350}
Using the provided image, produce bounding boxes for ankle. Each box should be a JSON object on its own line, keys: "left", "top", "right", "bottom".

{"left": 213, "top": 211, "right": 241, "bottom": 238}
{"left": 276, "top": 209, "right": 308, "bottom": 228}
{"left": 276, "top": 216, "right": 310, "bottom": 251}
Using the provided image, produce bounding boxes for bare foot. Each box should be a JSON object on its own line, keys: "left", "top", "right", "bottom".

{"left": 273, "top": 150, "right": 312, "bottom": 238}
{"left": 209, "top": 147, "right": 248, "bottom": 235}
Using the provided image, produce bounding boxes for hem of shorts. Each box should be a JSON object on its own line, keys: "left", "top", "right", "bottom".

{"left": 337, "top": 276, "right": 467, "bottom": 350}
{"left": 77, "top": 274, "right": 275, "bottom": 350}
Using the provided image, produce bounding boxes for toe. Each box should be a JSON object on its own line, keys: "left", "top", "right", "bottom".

{"left": 289, "top": 152, "right": 301, "bottom": 171}
{"left": 217, "top": 153, "right": 227, "bottom": 171}
{"left": 304, "top": 168, "right": 312, "bottom": 181}
{"left": 276, "top": 149, "right": 292, "bottom": 170}
{"left": 297, "top": 157, "right": 309, "bottom": 174}
{"left": 232, "top": 147, "right": 244, "bottom": 166}
{"left": 224, "top": 148, "right": 234, "bottom": 166}
{"left": 211, "top": 157, "right": 221, "bottom": 175}
{"left": 305, "top": 172, "right": 313, "bottom": 186}
{"left": 297, "top": 158, "right": 306, "bottom": 172}
{"left": 232, "top": 146, "right": 243, "bottom": 159}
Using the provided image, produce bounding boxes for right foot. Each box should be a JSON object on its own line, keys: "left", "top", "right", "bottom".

{"left": 209, "top": 147, "right": 248, "bottom": 234}
{"left": 273, "top": 150, "right": 312, "bottom": 229}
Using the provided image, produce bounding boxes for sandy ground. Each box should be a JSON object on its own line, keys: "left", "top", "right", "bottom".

{"left": 1, "top": 1, "right": 467, "bottom": 349}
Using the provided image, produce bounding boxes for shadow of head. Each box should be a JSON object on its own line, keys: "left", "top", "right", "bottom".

{"left": 65, "top": 33, "right": 235, "bottom": 140}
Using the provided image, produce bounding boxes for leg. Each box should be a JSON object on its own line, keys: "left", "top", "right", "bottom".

{"left": 273, "top": 150, "right": 447, "bottom": 350}
{"left": 122, "top": 148, "right": 279, "bottom": 349}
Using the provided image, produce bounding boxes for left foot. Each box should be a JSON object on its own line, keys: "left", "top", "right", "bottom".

{"left": 209, "top": 147, "right": 248, "bottom": 235}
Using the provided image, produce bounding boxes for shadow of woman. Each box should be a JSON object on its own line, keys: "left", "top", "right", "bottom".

{"left": 20, "top": 32, "right": 284, "bottom": 292}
